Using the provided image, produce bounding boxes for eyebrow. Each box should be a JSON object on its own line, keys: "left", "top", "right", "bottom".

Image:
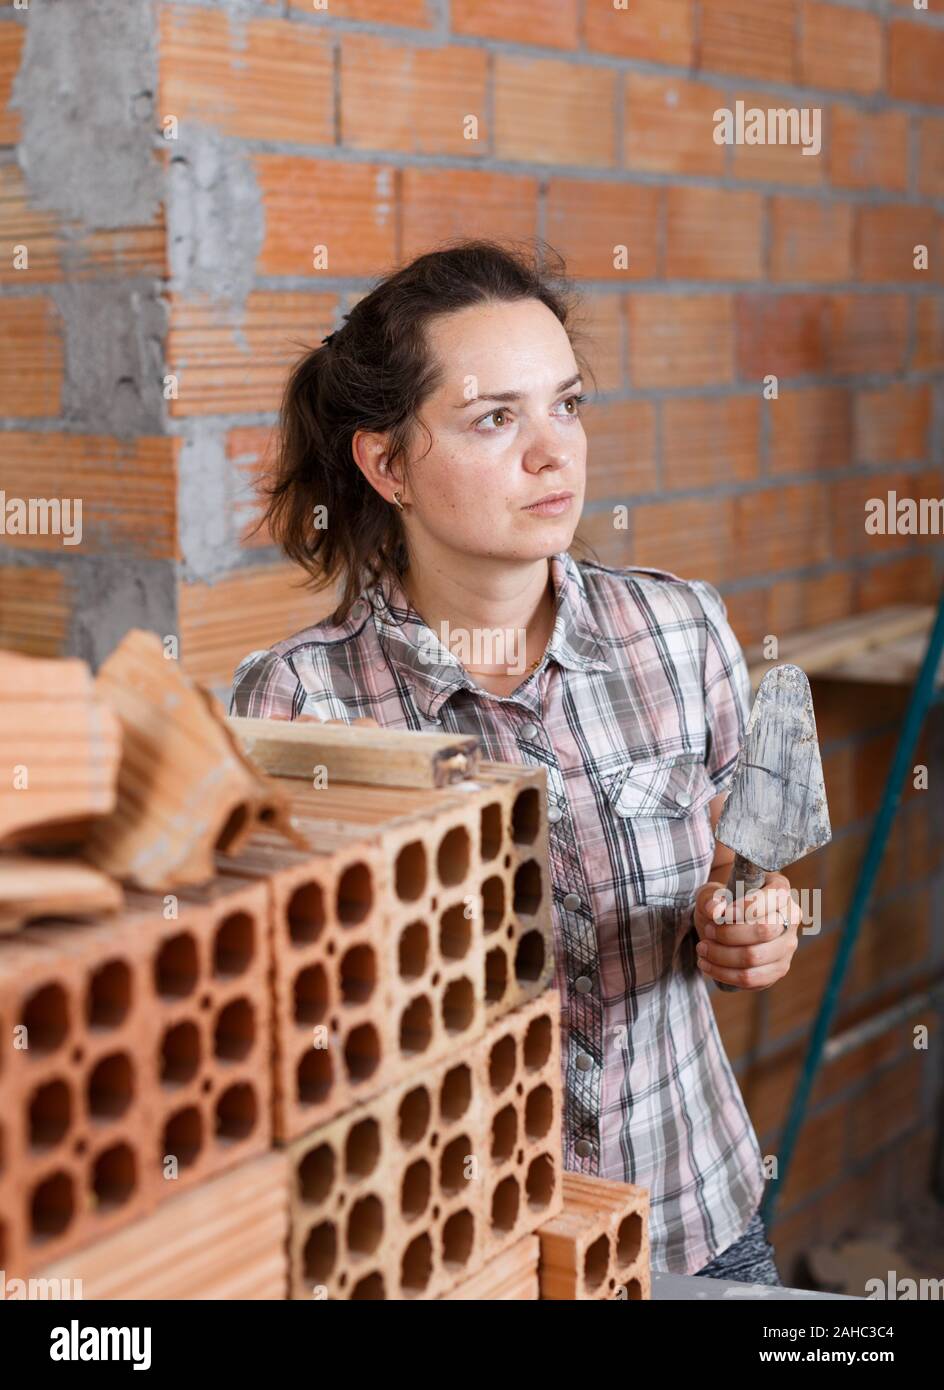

{"left": 454, "top": 373, "right": 583, "bottom": 408}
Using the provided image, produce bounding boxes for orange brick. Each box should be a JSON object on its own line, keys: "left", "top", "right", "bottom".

{"left": 769, "top": 386, "right": 853, "bottom": 475}
{"left": 401, "top": 169, "right": 539, "bottom": 261}
{"left": 341, "top": 37, "right": 488, "bottom": 156}
{"left": 158, "top": 7, "right": 333, "bottom": 143}
{"left": 253, "top": 157, "right": 396, "bottom": 277}
{"left": 583, "top": 0, "right": 694, "bottom": 65}
{"left": 854, "top": 383, "right": 931, "bottom": 464}
{"left": 855, "top": 205, "right": 940, "bottom": 284}
{"left": 630, "top": 496, "right": 735, "bottom": 586}
{"left": 662, "top": 396, "right": 760, "bottom": 489}
{"left": 699, "top": 0, "right": 797, "bottom": 82}
{"left": 777, "top": 1100, "right": 847, "bottom": 1208}
{"left": 829, "top": 471, "right": 918, "bottom": 561}
{"left": 0, "top": 20, "right": 24, "bottom": 144}
{"left": 573, "top": 293, "right": 626, "bottom": 393}
{"left": 288, "top": 0, "right": 430, "bottom": 22}
{"left": 798, "top": 2, "right": 883, "bottom": 95}
{"left": 583, "top": 401, "right": 658, "bottom": 502}
{"left": 734, "top": 481, "right": 832, "bottom": 577}
{"left": 769, "top": 197, "right": 853, "bottom": 282}
{"left": 629, "top": 293, "right": 735, "bottom": 387}
{"left": 0, "top": 565, "right": 70, "bottom": 658}
{"left": 227, "top": 426, "right": 275, "bottom": 549}
{"left": 767, "top": 929, "right": 839, "bottom": 1044}
{"left": 918, "top": 117, "right": 944, "bottom": 199}
{"left": 848, "top": 1055, "right": 923, "bottom": 1164}
{"left": 0, "top": 299, "right": 62, "bottom": 417}
{"left": 888, "top": 18, "right": 944, "bottom": 106}
{"left": 546, "top": 181, "right": 661, "bottom": 280}
{"left": 494, "top": 56, "right": 616, "bottom": 167}
{"left": 665, "top": 186, "right": 764, "bottom": 280}
{"left": 624, "top": 74, "right": 727, "bottom": 177}
{"left": 829, "top": 106, "right": 910, "bottom": 193}
{"left": 736, "top": 293, "right": 829, "bottom": 379}
{"left": 573, "top": 510, "right": 632, "bottom": 568}
{"left": 858, "top": 552, "right": 938, "bottom": 611}
{"left": 914, "top": 295, "right": 944, "bottom": 370}
{"left": 764, "top": 569, "right": 854, "bottom": 637}
{"left": 828, "top": 293, "right": 909, "bottom": 375}
{"left": 452, "top": 0, "right": 578, "bottom": 48}
{"left": 730, "top": 100, "right": 825, "bottom": 188}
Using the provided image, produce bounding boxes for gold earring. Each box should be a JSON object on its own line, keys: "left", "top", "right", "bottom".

{"left": 392, "top": 490, "right": 405, "bottom": 512}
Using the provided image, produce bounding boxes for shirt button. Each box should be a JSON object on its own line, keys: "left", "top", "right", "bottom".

{"left": 574, "top": 975, "right": 593, "bottom": 994}
{"left": 562, "top": 892, "right": 581, "bottom": 911}
{"left": 547, "top": 805, "right": 562, "bottom": 824}
{"left": 574, "top": 1139, "right": 594, "bottom": 1158}
{"left": 519, "top": 721, "right": 539, "bottom": 740}
{"left": 575, "top": 1051, "right": 593, "bottom": 1071}
{"left": 675, "top": 789, "right": 692, "bottom": 808}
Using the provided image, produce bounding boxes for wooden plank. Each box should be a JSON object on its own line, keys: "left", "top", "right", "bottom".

{"left": 228, "top": 716, "right": 481, "bottom": 788}
{"left": 745, "top": 603, "right": 935, "bottom": 688}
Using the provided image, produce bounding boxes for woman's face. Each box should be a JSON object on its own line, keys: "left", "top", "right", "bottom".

{"left": 399, "top": 297, "right": 587, "bottom": 564}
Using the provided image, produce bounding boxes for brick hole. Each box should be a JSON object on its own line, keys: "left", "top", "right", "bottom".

{"left": 155, "top": 933, "right": 198, "bottom": 999}
{"left": 400, "top": 1232, "right": 432, "bottom": 1295}
{"left": 491, "top": 1103, "right": 517, "bottom": 1163}
{"left": 215, "top": 801, "right": 251, "bottom": 852}
{"left": 213, "top": 911, "right": 254, "bottom": 977}
{"left": 397, "top": 1086, "right": 431, "bottom": 1147}
{"left": 491, "top": 1174, "right": 520, "bottom": 1233}
{"left": 524, "top": 1012, "right": 552, "bottom": 1070}
{"left": 524, "top": 1083, "right": 553, "bottom": 1141}
{"left": 92, "top": 1141, "right": 136, "bottom": 1210}
{"left": 200, "top": 994, "right": 212, "bottom": 1010}
{"left": 350, "top": 1271, "right": 385, "bottom": 1300}
{"left": 436, "top": 826, "right": 470, "bottom": 887}
{"left": 439, "top": 1133, "right": 473, "bottom": 1194}
{"left": 286, "top": 882, "right": 326, "bottom": 946}
{"left": 485, "top": 946, "right": 508, "bottom": 1004}
{"left": 399, "top": 995, "right": 433, "bottom": 1056}
{"left": 395, "top": 840, "right": 427, "bottom": 902}
{"left": 438, "top": 903, "right": 471, "bottom": 961}
{"left": 584, "top": 1233, "right": 609, "bottom": 1293}
{"left": 302, "top": 1220, "right": 336, "bottom": 1284}
{"left": 511, "top": 787, "right": 540, "bottom": 845}
{"left": 431, "top": 971, "right": 440, "bottom": 987}
{"left": 337, "top": 862, "right": 373, "bottom": 926}
{"left": 215, "top": 1082, "right": 257, "bottom": 1142}
{"left": 257, "top": 803, "right": 277, "bottom": 825}
{"left": 163, "top": 1106, "right": 203, "bottom": 1168}
{"left": 398, "top": 920, "right": 429, "bottom": 980}
{"left": 294, "top": 963, "right": 329, "bottom": 1025}
{"left": 86, "top": 959, "right": 131, "bottom": 1029}
{"left": 488, "top": 1033, "right": 516, "bottom": 1093}
{"left": 298, "top": 1142, "right": 335, "bottom": 1205}
{"left": 214, "top": 998, "right": 255, "bottom": 1062}
{"left": 481, "top": 875, "right": 505, "bottom": 934}
{"left": 22, "top": 982, "right": 69, "bottom": 1054}
{"left": 438, "top": 1063, "right": 472, "bottom": 1123}
{"left": 622, "top": 1278, "right": 642, "bottom": 1300}
{"left": 30, "top": 1169, "right": 74, "bottom": 1240}
{"left": 160, "top": 1021, "right": 200, "bottom": 1086}
{"left": 87, "top": 1052, "right": 133, "bottom": 1120}
{"left": 525, "top": 1153, "right": 556, "bottom": 1210}
{"left": 515, "top": 929, "right": 546, "bottom": 986}
{"left": 442, "top": 1208, "right": 475, "bottom": 1270}
{"left": 480, "top": 801, "right": 503, "bottom": 860}
{"left": 346, "top": 1194, "right": 383, "bottom": 1256}
{"left": 513, "top": 860, "right": 542, "bottom": 915}
{"left": 74, "top": 1138, "right": 87, "bottom": 1156}
{"left": 340, "top": 943, "right": 376, "bottom": 1005}
{"left": 609, "top": 1278, "right": 616, "bottom": 1291}
{"left": 343, "top": 1117, "right": 380, "bottom": 1180}
{"left": 504, "top": 854, "right": 511, "bottom": 868}
{"left": 617, "top": 1211, "right": 643, "bottom": 1268}
{"left": 201, "top": 1078, "right": 212, "bottom": 1095}
{"left": 441, "top": 977, "right": 474, "bottom": 1035}
{"left": 401, "top": 1157, "right": 432, "bottom": 1221}
{"left": 516, "top": 1148, "right": 524, "bottom": 1164}
{"left": 29, "top": 1077, "right": 72, "bottom": 1148}
{"left": 297, "top": 1047, "right": 332, "bottom": 1106}
{"left": 343, "top": 1022, "right": 380, "bottom": 1085}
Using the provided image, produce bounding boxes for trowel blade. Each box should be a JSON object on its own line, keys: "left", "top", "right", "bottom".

{"left": 715, "top": 663, "right": 832, "bottom": 873}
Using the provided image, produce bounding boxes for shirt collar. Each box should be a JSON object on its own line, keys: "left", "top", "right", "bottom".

{"left": 365, "top": 551, "right": 614, "bottom": 721}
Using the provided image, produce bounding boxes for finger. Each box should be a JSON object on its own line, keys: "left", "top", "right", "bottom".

{"left": 696, "top": 930, "right": 797, "bottom": 973}
{"left": 696, "top": 954, "right": 787, "bottom": 990}
{"left": 705, "top": 887, "right": 799, "bottom": 941}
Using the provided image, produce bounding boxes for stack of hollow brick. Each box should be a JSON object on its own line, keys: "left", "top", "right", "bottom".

{"left": 0, "top": 638, "right": 651, "bottom": 1300}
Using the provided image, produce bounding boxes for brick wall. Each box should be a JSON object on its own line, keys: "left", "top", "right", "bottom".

{"left": 1, "top": 0, "right": 942, "bottom": 1280}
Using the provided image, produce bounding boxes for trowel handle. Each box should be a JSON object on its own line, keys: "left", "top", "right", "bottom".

{"left": 715, "top": 854, "right": 767, "bottom": 994}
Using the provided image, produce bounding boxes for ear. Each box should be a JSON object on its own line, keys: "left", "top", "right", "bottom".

{"left": 352, "top": 429, "right": 404, "bottom": 505}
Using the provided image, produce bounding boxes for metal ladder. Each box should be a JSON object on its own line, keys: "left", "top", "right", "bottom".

{"left": 761, "top": 584, "right": 944, "bottom": 1225}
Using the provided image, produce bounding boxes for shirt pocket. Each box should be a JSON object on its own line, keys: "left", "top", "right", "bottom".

{"left": 603, "top": 752, "right": 717, "bottom": 907}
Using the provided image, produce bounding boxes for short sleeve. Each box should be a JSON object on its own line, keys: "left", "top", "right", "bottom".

{"left": 688, "top": 578, "right": 752, "bottom": 798}
{"left": 229, "top": 648, "right": 305, "bottom": 721}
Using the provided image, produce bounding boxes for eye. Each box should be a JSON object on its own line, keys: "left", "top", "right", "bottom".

{"left": 556, "top": 393, "right": 587, "bottom": 417}
{"left": 475, "top": 408, "right": 510, "bottom": 432}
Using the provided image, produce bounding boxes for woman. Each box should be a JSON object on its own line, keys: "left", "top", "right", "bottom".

{"left": 230, "top": 240, "right": 800, "bottom": 1284}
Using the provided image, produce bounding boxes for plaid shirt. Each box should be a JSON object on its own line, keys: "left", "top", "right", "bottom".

{"left": 230, "top": 550, "right": 767, "bottom": 1274}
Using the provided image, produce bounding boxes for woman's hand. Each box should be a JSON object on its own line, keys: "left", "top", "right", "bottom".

{"left": 692, "top": 872, "right": 802, "bottom": 991}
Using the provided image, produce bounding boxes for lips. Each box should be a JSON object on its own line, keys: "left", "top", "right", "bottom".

{"left": 523, "top": 491, "right": 574, "bottom": 514}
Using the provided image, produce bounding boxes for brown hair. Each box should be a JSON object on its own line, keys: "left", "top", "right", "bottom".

{"left": 259, "top": 237, "right": 596, "bottom": 624}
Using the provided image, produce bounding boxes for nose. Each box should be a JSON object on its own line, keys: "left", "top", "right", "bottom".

{"left": 521, "top": 416, "right": 574, "bottom": 474}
